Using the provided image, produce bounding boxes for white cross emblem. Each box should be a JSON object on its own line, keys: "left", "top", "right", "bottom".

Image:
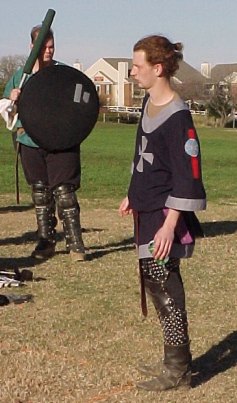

{"left": 136, "top": 136, "right": 154, "bottom": 172}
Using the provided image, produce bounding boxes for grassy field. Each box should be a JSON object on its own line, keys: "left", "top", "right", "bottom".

{"left": 0, "top": 119, "right": 237, "bottom": 402}
{"left": 1, "top": 120, "right": 237, "bottom": 203}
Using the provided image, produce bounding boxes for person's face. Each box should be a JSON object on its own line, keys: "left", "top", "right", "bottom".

{"left": 31, "top": 36, "right": 55, "bottom": 64}
{"left": 39, "top": 37, "right": 55, "bottom": 63}
{"left": 130, "top": 50, "right": 160, "bottom": 90}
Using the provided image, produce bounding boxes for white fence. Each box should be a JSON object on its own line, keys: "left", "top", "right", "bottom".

{"left": 106, "top": 106, "right": 142, "bottom": 114}
{"left": 106, "top": 105, "right": 206, "bottom": 116}
{"left": 190, "top": 109, "right": 207, "bottom": 116}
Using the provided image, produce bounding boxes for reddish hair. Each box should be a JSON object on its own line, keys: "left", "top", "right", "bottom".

{"left": 133, "top": 35, "right": 183, "bottom": 78}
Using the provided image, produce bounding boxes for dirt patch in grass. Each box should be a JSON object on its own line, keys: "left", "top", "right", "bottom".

{"left": 0, "top": 195, "right": 237, "bottom": 402}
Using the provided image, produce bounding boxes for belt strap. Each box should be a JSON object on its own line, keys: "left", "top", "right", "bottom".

{"left": 139, "top": 259, "right": 148, "bottom": 317}
{"left": 15, "top": 142, "right": 20, "bottom": 204}
{"left": 134, "top": 211, "right": 148, "bottom": 317}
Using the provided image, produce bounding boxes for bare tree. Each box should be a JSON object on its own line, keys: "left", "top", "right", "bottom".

{"left": 172, "top": 81, "right": 208, "bottom": 103}
{"left": 0, "top": 55, "right": 26, "bottom": 85}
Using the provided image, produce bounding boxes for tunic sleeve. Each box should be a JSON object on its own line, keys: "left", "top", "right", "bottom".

{"left": 3, "top": 68, "right": 23, "bottom": 98}
{"left": 165, "top": 110, "right": 206, "bottom": 212}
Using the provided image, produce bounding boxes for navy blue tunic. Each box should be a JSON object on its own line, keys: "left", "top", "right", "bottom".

{"left": 128, "top": 95, "right": 206, "bottom": 259}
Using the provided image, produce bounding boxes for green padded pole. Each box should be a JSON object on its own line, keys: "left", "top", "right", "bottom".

{"left": 23, "top": 9, "right": 56, "bottom": 74}
{"left": 6, "top": 9, "right": 56, "bottom": 114}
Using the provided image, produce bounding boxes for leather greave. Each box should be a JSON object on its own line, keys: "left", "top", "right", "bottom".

{"left": 54, "top": 184, "right": 85, "bottom": 253}
{"left": 32, "top": 181, "right": 57, "bottom": 241}
{"left": 141, "top": 258, "right": 189, "bottom": 346}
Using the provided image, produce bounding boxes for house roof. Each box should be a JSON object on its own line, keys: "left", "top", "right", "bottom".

{"left": 176, "top": 61, "right": 206, "bottom": 83}
{"left": 103, "top": 58, "right": 133, "bottom": 70}
{"left": 211, "top": 63, "right": 237, "bottom": 82}
{"left": 103, "top": 57, "right": 206, "bottom": 84}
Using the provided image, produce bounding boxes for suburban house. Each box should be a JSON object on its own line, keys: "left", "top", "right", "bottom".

{"left": 83, "top": 58, "right": 139, "bottom": 107}
{"left": 209, "top": 63, "right": 237, "bottom": 98}
{"left": 82, "top": 57, "right": 206, "bottom": 108}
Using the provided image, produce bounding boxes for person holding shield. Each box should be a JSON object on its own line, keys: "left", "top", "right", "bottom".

{"left": 3, "top": 25, "right": 86, "bottom": 262}
{"left": 119, "top": 35, "right": 206, "bottom": 392}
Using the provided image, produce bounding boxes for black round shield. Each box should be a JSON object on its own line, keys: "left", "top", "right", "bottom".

{"left": 18, "top": 65, "right": 99, "bottom": 150}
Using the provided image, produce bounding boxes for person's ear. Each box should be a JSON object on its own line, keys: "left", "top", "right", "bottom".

{"left": 154, "top": 63, "right": 163, "bottom": 77}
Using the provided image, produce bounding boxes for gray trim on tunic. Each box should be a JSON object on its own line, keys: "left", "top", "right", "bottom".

{"left": 165, "top": 195, "right": 206, "bottom": 211}
{"left": 142, "top": 98, "right": 189, "bottom": 134}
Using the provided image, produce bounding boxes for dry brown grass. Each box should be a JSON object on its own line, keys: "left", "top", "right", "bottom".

{"left": 0, "top": 195, "right": 237, "bottom": 403}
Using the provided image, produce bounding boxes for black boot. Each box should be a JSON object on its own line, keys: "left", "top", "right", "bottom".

{"left": 54, "top": 184, "right": 85, "bottom": 261}
{"left": 137, "top": 343, "right": 191, "bottom": 391}
{"left": 138, "top": 359, "right": 162, "bottom": 377}
{"left": 31, "top": 182, "right": 57, "bottom": 259}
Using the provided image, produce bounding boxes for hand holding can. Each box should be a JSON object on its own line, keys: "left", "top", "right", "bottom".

{"left": 148, "top": 240, "right": 169, "bottom": 265}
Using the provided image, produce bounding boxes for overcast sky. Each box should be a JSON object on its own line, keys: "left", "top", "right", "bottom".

{"left": 1, "top": 0, "right": 236, "bottom": 71}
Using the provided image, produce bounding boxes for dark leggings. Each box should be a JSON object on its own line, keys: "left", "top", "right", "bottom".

{"left": 19, "top": 143, "right": 81, "bottom": 190}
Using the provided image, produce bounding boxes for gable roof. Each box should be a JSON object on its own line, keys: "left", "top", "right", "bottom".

{"left": 211, "top": 63, "right": 237, "bottom": 82}
{"left": 103, "top": 58, "right": 133, "bottom": 70}
{"left": 103, "top": 57, "right": 206, "bottom": 84}
{"left": 176, "top": 61, "right": 206, "bottom": 83}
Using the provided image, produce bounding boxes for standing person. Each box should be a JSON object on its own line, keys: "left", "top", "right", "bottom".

{"left": 119, "top": 35, "right": 206, "bottom": 392}
{"left": 3, "top": 25, "right": 85, "bottom": 262}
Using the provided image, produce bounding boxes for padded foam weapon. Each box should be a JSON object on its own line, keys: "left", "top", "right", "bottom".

{"left": 6, "top": 8, "right": 56, "bottom": 113}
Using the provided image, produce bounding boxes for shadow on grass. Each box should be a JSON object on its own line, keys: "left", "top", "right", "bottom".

{"left": 0, "top": 231, "right": 37, "bottom": 246}
{"left": 192, "top": 331, "right": 237, "bottom": 388}
{"left": 0, "top": 204, "right": 34, "bottom": 213}
{"left": 87, "top": 237, "right": 135, "bottom": 260}
{"left": 0, "top": 255, "right": 43, "bottom": 270}
{"left": 0, "top": 227, "right": 120, "bottom": 265}
{"left": 0, "top": 231, "right": 57, "bottom": 270}
{"left": 0, "top": 227, "right": 103, "bottom": 247}
{"left": 202, "top": 220, "right": 237, "bottom": 237}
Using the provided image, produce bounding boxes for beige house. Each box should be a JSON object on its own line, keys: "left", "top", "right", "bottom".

{"left": 84, "top": 58, "right": 143, "bottom": 107}
{"left": 83, "top": 57, "right": 206, "bottom": 107}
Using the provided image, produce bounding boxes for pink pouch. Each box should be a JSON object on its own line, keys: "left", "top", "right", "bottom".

{"left": 163, "top": 209, "right": 193, "bottom": 244}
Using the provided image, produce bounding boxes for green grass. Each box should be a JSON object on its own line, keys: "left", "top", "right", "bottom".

{"left": 1, "top": 119, "right": 237, "bottom": 204}
{"left": 80, "top": 122, "right": 135, "bottom": 200}
{"left": 198, "top": 127, "right": 237, "bottom": 203}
